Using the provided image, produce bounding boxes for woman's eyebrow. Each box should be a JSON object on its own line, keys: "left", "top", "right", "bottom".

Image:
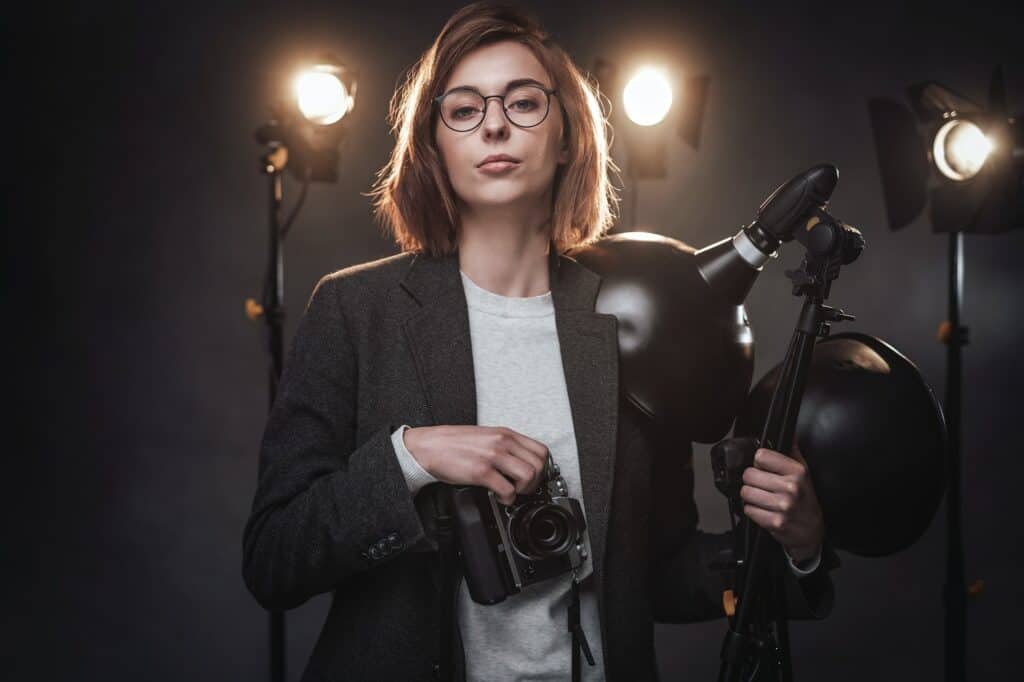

{"left": 446, "top": 77, "right": 549, "bottom": 94}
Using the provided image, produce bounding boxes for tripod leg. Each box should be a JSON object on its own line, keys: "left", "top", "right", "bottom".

{"left": 771, "top": 562, "right": 793, "bottom": 682}
{"left": 775, "top": 617, "right": 792, "bottom": 681}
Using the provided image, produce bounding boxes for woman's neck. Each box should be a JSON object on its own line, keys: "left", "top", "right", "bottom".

{"left": 456, "top": 203, "right": 552, "bottom": 298}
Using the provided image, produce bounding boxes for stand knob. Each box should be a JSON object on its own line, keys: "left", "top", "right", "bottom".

{"left": 722, "top": 589, "right": 739, "bottom": 617}
{"left": 245, "top": 298, "right": 264, "bottom": 321}
{"left": 937, "top": 321, "right": 969, "bottom": 345}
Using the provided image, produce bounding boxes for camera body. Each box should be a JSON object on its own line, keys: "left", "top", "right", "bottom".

{"left": 451, "top": 459, "right": 588, "bottom": 605}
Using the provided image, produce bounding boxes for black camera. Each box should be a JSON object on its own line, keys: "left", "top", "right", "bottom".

{"left": 451, "top": 457, "right": 588, "bottom": 605}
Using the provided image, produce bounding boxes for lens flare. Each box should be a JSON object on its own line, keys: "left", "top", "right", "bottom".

{"left": 295, "top": 66, "right": 352, "bottom": 125}
{"left": 932, "top": 118, "right": 993, "bottom": 181}
{"left": 623, "top": 67, "right": 673, "bottom": 126}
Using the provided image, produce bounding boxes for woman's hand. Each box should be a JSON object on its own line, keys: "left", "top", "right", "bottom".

{"left": 403, "top": 425, "right": 550, "bottom": 506}
{"left": 740, "top": 445, "right": 824, "bottom": 562}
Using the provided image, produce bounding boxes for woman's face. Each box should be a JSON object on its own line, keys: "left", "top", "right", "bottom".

{"left": 434, "top": 40, "right": 568, "bottom": 214}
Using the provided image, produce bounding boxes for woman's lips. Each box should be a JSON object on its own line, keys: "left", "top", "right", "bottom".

{"left": 477, "top": 160, "right": 521, "bottom": 174}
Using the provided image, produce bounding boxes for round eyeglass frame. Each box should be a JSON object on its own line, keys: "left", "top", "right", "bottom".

{"left": 433, "top": 85, "right": 558, "bottom": 133}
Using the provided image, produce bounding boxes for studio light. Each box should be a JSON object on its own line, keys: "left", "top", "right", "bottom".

{"left": 246, "top": 52, "right": 359, "bottom": 682}
{"left": 255, "top": 54, "right": 358, "bottom": 183}
{"left": 247, "top": 57, "right": 359, "bottom": 682}
{"left": 592, "top": 57, "right": 710, "bottom": 230}
{"left": 868, "top": 66, "right": 1022, "bottom": 682}
{"left": 867, "top": 68, "right": 1021, "bottom": 233}
{"left": 931, "top": 117, "right": 993, "bottom": 181}
{"left": 294, "top": 63, "right": 355, "bottom": 126}
{"left": 623, "top": 66, "right": 673, "bottom": 126}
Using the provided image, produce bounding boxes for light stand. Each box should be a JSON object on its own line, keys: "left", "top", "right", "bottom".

{"left": 868, "top": 67, "right": 1022, "bottom": 682}
{"left": 245, "top": 55, "right": 356, "bottom": 682}
{"left": 942, "top": 229, "right": 968, "bottom": 682}
{"left": 715, "top": 199, "right": 864, "bottom": 682}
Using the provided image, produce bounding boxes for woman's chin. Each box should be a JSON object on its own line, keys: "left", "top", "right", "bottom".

{"left": 461, "top": 188, "right": 539, "bottom": 210}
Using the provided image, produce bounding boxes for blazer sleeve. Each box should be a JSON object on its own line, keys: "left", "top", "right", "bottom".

{"left": 646, "top": 425, "right": 839, "bottom": 624}
{"left": 242, "top": 274, "right": 434, "bottom": 612}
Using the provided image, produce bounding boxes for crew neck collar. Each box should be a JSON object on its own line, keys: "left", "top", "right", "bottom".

{"left": 459, "top": 269, "right": 553, "bottom": 318}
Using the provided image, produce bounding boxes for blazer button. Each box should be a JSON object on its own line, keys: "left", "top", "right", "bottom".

{"left": 368, "top": 546, "right": 382, "bottom": 560}
{"left": 375, "top": 539, "right": 390, "bottom": 556}
{"left": 388, "top": 534, "right": 404, "bottom": 552}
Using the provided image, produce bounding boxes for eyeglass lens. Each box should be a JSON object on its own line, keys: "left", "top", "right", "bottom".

{"left": 440, "top": 85, "right": 550, "bottom": 131}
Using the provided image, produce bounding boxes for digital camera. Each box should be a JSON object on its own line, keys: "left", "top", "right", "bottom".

{"left": 451, "top": 457, "right": 588, "bottom": 605}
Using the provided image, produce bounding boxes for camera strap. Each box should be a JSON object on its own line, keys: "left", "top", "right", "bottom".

{"left": 569, "top": 574, "right": 595, "bottom": 681}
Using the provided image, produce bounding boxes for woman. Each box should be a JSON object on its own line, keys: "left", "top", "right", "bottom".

{"left": 242, "top": 3, "right": 832, "bottom": 681}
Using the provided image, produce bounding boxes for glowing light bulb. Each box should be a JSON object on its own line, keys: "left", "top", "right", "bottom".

{"left": 295, "top": 66, "right": 352, "bottom": 125}
{"left": 623, "top": 67, "right": 673, "bottom": 126}
{"left": 932, "top": 118, "right": 993, "bottom": 181}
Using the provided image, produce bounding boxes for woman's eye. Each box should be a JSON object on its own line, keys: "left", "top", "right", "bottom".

{"left": 511, "top": 99, "right": 538, "bottom": 111}
{"left": 453, "top": 107, "right": 478, "bottom": 119}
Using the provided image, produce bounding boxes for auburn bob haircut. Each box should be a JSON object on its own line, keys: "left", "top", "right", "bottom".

{"left": 367, "top": 1, "right": 620, "bottom": 257}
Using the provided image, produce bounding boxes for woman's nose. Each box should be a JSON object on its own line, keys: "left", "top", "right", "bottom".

{"left": 481, "top": 99, "right": 510, "bottom": 139}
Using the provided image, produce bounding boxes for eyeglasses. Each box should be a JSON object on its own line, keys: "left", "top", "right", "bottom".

{"left": 434, "top": 84, "right": 557, "bottom": 133}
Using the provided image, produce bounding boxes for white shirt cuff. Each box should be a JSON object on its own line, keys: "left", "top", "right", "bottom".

{"left": 391, "top": 425, "right": 439, "bottom": 495}
{"left": 784, "top": 545, "right": 823, "bottom": 577}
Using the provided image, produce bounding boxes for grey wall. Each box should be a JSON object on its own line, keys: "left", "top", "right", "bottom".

{"left": 10, "top": 1, "right": 1023, "bottom": 680}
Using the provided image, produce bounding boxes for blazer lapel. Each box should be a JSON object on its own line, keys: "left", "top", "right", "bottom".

{"left": 399, "top": 246, "right": 620, "bottom": 592}
{"left": 400, "top": 252, "right": 478, "bottom": 429}
{"left": 547, "top": 253, "right": 620, "bottom": 592}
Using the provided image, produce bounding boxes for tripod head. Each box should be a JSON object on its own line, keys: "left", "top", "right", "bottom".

{"left": 743, "top": 164, "right": 840, "bottom": 252}
{"left": 692, "top": 164, "right": 863, "bottom": 309}
{"left": 745, "top": 163, "right": 866, "bottom": 301}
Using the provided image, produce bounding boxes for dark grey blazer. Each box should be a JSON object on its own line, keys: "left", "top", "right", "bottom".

{"left": 242, "top": 246, "right": 834, "bottom": 682}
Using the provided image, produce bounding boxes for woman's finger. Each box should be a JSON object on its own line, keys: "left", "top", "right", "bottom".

{"left": 743, "top": 504, "right": 784, "bottom": 535}
{"left": 740, "top": 484, "right": 790, "bottom": 513}
{"left": 502, "top": 440, "right": 546, "bottom": 491}
{"left": 488, "top": 451, "right": 538, "bottom": 494}
{"left": 481, "top": 469, "right": 518, "bottom": 506}
{"left": 742, "top": 465, "right": 798, "bottom": 495}
{"left": 752, "top": 448, "right": 805, "bottom": 476}
{"left": 497, "top": 427, "right": 550, "bottom": 461}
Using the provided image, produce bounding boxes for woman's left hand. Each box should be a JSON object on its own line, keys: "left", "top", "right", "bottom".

{"left": 740, "top": 445, "right": 824, "bottom": 563}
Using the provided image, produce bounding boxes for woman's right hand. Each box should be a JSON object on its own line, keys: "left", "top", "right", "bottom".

{"left": 403, "top": 425, "right": 550, "bottom": 505}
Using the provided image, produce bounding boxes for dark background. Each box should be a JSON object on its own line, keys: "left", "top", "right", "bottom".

{"left": 7, "top": 1, "right": 1023, "bottom": 680}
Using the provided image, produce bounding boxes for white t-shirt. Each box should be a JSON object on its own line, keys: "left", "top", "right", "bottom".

{"left": 392, "top": 268, "right": 606, "bottom": 681}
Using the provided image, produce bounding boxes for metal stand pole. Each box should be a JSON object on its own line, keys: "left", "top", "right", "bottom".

{"left": 264, "top": 161, "right": 287, "bottom": 682}
{"left": 250, "top": 107, "right": 343, "bottom": 682}
{"left": 716, "top": 204, "right": 863, "bottom": 681}
{"left": 943, "top": 230, "right": 967, "bottom": 682}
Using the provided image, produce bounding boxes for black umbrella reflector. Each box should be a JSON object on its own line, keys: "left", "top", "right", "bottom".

{"left": 735, "top": 332, "right": 947, "bottom": 557}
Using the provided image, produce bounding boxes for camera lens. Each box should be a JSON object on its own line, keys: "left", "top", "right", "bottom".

{"left": 535, "top": 517, "right": 559, "bottom": 543}
{"left": 509, "top": 502, "right": 578, "bottom": 561}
